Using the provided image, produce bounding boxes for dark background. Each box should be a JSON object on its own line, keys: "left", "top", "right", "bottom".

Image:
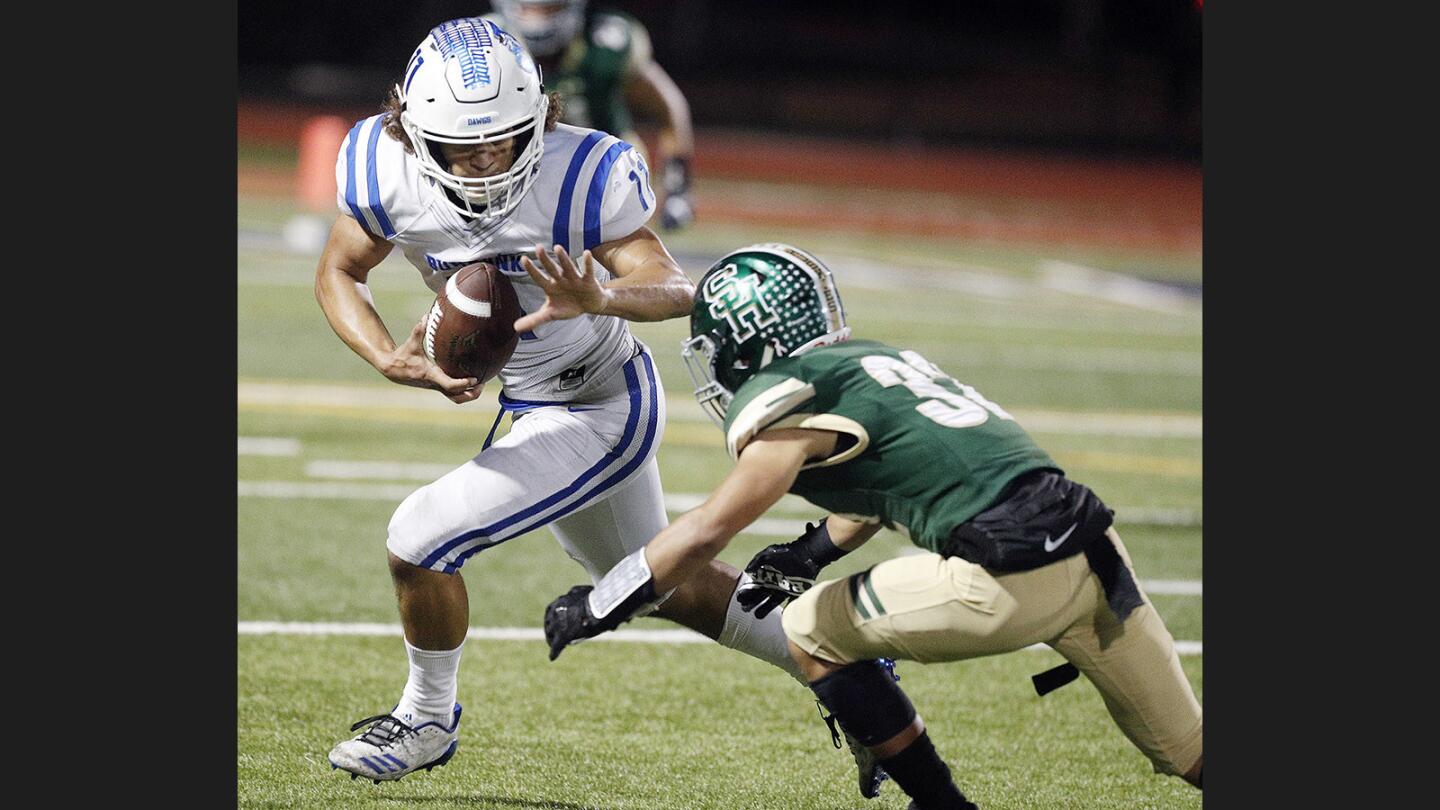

{"left": 239, "top": 0, "right": 1201, "bottom": 159}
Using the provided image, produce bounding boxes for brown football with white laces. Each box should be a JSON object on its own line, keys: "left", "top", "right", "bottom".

{"left": 423, "top": 262, "right": 521, "bottom": 383}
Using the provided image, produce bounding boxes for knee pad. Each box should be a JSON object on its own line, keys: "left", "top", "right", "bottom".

{"left": 810, "top": 660, "right": 917, "bottom": 747}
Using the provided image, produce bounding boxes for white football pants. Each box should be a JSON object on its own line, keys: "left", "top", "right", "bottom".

{"left": 387, "top": 349, "right": 667, "bottom": 576}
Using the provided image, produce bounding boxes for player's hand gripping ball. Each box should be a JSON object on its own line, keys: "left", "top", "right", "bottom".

{"left": 423, "top": 262, "right": 521, "bottom": 383}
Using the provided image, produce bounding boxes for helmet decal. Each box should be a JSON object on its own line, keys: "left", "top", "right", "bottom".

{"left": 430, "top": 19, "right": 495, "bottom": 90}
{"left": 404, "top": 49, "right": 425, "bottom": 95}
{"left": 701, "top": 263, "right": 781, "bottom": 343}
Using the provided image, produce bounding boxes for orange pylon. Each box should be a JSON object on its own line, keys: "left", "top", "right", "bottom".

{"left": 296, "top": 115, "right": 350, "bottom": 213}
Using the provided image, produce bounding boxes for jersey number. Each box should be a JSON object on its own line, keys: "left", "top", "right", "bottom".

{"left": 861, "top": 352, "right": 1013, "bottom": 428}
{"left": 628, "top": 165, "right": 651, "bottom": 211}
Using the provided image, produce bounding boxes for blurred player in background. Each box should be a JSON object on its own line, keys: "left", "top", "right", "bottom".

{"left": 544, "top": 245, "right": 1204, "bottom": 808}
{"left": 314, "top": 18, "right": 871, "bottom": 789}
{"left": 485, "top": 0, "right": 695, "bottom": 230}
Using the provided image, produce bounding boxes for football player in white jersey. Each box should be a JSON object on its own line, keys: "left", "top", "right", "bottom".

{"left": 314, "top": 17, "right": 871, "bottom": 788}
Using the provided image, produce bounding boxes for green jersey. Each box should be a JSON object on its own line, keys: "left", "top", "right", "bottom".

{"left": 722, "top": 339, "right": 1060, "bottom": 553}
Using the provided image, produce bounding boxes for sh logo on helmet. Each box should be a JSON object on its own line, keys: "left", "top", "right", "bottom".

{"left": 703, "top": 264, "right": 780, "bottom": 343}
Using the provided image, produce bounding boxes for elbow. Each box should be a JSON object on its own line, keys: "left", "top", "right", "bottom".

{"left": 672, "top": 274, "right": 697, "bottom": 315}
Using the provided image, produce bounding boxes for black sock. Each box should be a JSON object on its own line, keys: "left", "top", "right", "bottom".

{"left": 878, "top": 731, "right": 977, "bottom": 810}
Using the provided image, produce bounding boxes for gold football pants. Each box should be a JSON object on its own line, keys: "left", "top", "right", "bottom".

{"left": 781, "top": 529, "right": 1202, "bottom": 777}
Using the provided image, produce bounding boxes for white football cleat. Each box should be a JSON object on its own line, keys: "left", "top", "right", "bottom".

{"left": 328, "top": 703, "right": 461, "bottom": 783}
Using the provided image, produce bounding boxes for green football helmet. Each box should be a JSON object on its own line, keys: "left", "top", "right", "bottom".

{"left": 682, "top": 244, "right": 850, "bottom": 426}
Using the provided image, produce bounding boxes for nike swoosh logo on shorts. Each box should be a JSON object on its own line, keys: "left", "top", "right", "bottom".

{"left": 1044, "top": 522, "right": 1079, "bottom": 552}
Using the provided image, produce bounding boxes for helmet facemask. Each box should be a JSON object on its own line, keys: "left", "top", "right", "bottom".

{"left": 400, "top": 97, "right": 548, "bottom": 220}
{"left": 681, "top": 333, "right": 731, "bottom": 428}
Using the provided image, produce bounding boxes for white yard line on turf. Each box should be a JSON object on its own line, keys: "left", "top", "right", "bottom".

{"left": 235, "top": 621, "right": 1203, "bottom": 656}
{"left": 240, "top": 379, "right": 1202, "bottom": 432}
{"left": 240, "top": 478, "right": 1202, "bottom": 530}
{"left": 238, "top": 479, "right": 1201, "bottom": 595}
{"left": 238, "top": 436, "right": 302, "bottom": 456}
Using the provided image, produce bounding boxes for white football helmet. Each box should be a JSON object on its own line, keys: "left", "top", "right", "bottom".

{"left": 397, "top": 18, "right": 549, "bottom": 220}
{"left": 492, "top": 0, "right": 587, "bottom": 58}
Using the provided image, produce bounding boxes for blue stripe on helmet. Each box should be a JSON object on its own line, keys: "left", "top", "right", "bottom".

{"left": 552, "top": 131, "right": 607, "bottom": 253}
{"left": 404, "top": 52, "right": 424, "bottom": 95}
{"left": 343, "top": 121, "right": 376, "bottom": 236}
{"left": 447, "top": 351, "right": 662, "bottom": 572}
{"left": 583, "top": 142, "right": 632, "bottom": 250}
{"left": 419, "top": 351, "right": 657, "bottom": 572}
{"left": 364, "top": 118, "right": 396, "bottom": 238}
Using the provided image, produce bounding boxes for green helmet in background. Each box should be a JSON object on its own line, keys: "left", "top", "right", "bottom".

{"left": 682, "top": 243, "right": 850, "bottom": 426}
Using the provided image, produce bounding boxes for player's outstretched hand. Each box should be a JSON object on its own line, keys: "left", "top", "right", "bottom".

{"left": 515, "top": 244, "right": 614, "bottom": 333}
{"left": 544, "top": 585, "right": 608, "bottom": 661}
{"left": 736, "top": 542, "right": 820, "bottom": 619}
{"left": 380, "top": 319, "right": 483, "bottom": 404}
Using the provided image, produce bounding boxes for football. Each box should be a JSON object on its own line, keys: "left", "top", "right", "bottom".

{"left": 423, "top": 262, "right": 521, "bottom": 383}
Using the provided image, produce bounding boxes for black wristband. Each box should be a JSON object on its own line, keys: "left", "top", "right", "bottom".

{"left": 794, "top": 519, "right": 849, "bottom": 567}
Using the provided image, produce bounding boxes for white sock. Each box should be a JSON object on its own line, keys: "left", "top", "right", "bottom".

{"left": 393, "top": 638, "right": 463, "bottom": 727}
{"left": 717, "top": 574, "right": 806, "bottom": 684}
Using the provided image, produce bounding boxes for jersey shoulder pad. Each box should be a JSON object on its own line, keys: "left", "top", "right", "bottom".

{"left": 723, "top": 363, "right": 816, "bottom": 460}
{"left": 724, "top": 351, "right": 872, "bottom": 466}
{"left": 545, "top": 125, "right": 654, "bottom": 254}
{"left": 334, "top": 114, "right": 423, "bottom": 240}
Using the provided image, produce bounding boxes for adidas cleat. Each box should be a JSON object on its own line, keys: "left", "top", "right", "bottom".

{"left": 327, "top": 702, "right": 462, "bottom": 782}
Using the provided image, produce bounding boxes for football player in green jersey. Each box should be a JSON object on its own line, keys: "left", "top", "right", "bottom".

{"left": 486, "top": 1, "right": 695, "bottom": 230}
{"left": 543, "top": 244, "right": 1203, "bottom": 808}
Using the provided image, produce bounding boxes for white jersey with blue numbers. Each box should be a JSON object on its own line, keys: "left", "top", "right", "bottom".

{"left": 335, "top": 118, "right": 659, "bottom": 401}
